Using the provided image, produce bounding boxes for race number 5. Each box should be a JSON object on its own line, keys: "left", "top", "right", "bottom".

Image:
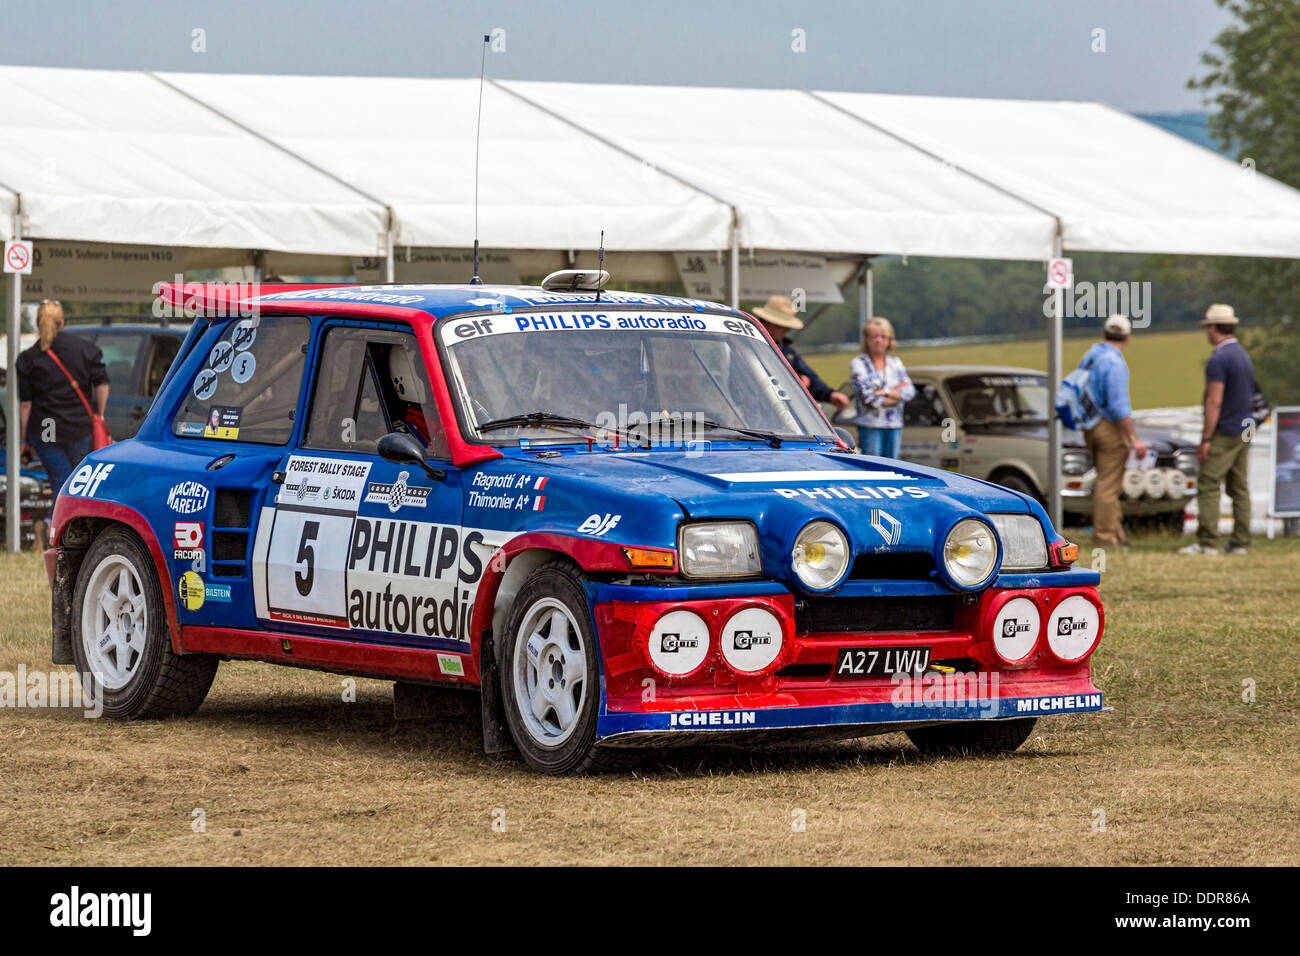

{"left": 266, "top": 510, "right": 353, "bottom": 626}
{"left": 296, "top": 521, "right": 319, "bottom": 596}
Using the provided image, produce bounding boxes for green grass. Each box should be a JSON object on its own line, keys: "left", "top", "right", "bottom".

{"left": 804, "top": 328, "right": 1210, "bottom": 410}
{"left": 2, "top": 533, "right": 1298, "bottom": 865}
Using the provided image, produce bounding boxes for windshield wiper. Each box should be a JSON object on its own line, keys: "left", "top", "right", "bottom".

{"left": 477, "top": 411, "right": 646, "bottom": 447}
{"left": 478, "top": 412, "right": 600, "bottom": 434}
{"left": 694, "top": 418, "right": 808, "bottom": 448}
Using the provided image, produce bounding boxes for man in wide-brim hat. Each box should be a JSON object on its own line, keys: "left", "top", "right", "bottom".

{"left": 751, "top": 295, "right": 850, "bottom": 410}
{"left": 1180, "top": 303, "right": 1256, "bottom": 555}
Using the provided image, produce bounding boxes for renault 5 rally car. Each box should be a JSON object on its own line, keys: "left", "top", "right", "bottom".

{"left": 46, "top": 279, "right": 1105, "bottom": 774}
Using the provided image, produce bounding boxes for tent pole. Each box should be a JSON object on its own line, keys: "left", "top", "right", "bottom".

{"left": 384, "top": 208, "right": 396, "bottom": 283}
{"left": 728, "top": 212, "right": 740, "bottom": 309}
{"left": 6, "top": 206, "right": 21, "bottom": 552}
{"left": 864, "top": 257, "right": 873, "bottom": 326}
{"left": 1047, "top": 225, "right": 1064, "bottom": 531}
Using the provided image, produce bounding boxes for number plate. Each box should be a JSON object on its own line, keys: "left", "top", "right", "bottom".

{"left": 833, "top": 645, "right": 931, "bottom": 678}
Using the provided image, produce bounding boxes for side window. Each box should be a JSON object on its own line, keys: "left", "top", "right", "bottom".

{"left": 904, "top": 384, "right": 946, "bottom": 427}
{"left": 93, "top": 333, "right": 146, "bottom": 395}
{"left": 144, "top": 335, "right": 182, "bottom": 398}
{"left": 172, "top": 314, "right": 310, "bottom": 445}
{"left": 304, "top": 325, "right": 448, "bottom": 459}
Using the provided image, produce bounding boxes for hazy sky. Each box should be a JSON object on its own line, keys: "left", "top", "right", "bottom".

{"left": 1, "top": 0, "right": 1233, "bottom": 112}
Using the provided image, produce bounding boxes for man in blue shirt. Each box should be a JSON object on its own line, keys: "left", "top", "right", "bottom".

{"left": 1181, "top": 304, "right": 1255, "bottom": 555}
{"left": 1079, "top": 315, "right": 1148, "bottom": 548}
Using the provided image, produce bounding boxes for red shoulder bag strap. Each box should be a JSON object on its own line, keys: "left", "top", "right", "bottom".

{"left": 44, "top": 346, "right": 99, "bottom": 421}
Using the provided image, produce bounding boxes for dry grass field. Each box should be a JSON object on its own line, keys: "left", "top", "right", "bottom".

{"left": 2, "top": 534, "right": 1298, "bottom": 866}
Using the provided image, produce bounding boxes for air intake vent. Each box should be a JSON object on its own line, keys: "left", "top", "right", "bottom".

{"left": 215, "top": 489, "right": 251, "bottom": 528}
{"left": 795, "top": 596, "right": 955, "bottom": 634}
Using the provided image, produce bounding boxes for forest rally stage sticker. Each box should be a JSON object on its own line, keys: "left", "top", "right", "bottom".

{"left": 254, "top": 456, "right": 506, "bottom": 648}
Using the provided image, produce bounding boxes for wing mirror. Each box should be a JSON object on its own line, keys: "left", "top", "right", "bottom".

{"left": 378, "top": 432, "right": 447, "bottom": 481}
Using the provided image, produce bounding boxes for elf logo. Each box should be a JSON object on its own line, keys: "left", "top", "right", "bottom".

{"left": 578, "top": 513, "right": 621, "bottom": 536}
{"left": 66, "top": 462, "right": 114, "bottom": 498}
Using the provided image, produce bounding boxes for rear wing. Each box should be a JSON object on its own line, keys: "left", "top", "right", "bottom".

{"left": 155, "top": 282, "right": 356, "bottom": 319}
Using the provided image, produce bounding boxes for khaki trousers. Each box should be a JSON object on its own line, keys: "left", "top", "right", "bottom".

{"left": 1084, "top": 418, "right": 1130, "bottom": 547}
{"left": 1197, "top": 432, "right": 1251, "bottom": 550}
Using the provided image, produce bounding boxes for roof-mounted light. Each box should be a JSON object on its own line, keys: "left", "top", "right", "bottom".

{"left": 540, "top": 269, "right": 610, "bottom": 292}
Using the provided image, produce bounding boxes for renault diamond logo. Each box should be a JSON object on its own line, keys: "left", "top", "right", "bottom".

{"left": 870, "top": 508, "right": 901, "bottom": 545}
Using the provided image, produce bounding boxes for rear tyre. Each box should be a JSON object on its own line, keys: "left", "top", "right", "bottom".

{"left": 906, "top": 717, "right": 1037, "bottom": 755}
{"left": 500, "top": 561, "right": 637, "bottom": 774}
{"left": 71, "top": 527, "right": 218, "bottom": 719}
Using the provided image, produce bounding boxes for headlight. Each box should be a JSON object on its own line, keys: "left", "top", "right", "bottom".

{"left": 1061, "top": 450, "right": 1092, "bottom": 476}
{"left": 1174, "top": 450, "right": 1198, "bottom": 476}
{"left": 679, "top": 521, "right": 761, "bottom": 579}
{"left": 941, "top": 517, "right": 999, "bottom": 589}
{"left": 988, "top": 514, "right": 1048, "bottom": 571}
{"left": 790, "top": 520, "right": 851, "bottom": 591}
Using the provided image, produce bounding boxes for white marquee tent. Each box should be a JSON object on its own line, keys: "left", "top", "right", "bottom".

{"left": 5, "top": 65, "right": 1300, "bottom": 546}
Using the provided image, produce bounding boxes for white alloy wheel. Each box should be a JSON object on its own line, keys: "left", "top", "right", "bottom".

{"left": 80, "top": 554, "right": 148, "bottom": 691}
{"left": 511, "top": 597, "right": 589, "bottom": 747}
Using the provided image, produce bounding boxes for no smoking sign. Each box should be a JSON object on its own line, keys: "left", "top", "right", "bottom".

{"left": 4, "top": 240, "right": 33, "bottom": 275}
{"left": 1046, "top": 257, "right": 1073, "bottom": 290}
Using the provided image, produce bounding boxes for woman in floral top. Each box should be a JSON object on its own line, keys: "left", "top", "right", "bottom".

{"left": 848, "top": 316, "right": 915, "bottom": 458}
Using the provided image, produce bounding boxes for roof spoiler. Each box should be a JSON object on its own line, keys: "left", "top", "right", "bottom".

{"left": 155, "top": 282, "right": 355, "bottom": 319}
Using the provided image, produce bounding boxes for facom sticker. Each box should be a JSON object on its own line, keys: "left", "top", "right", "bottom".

{"left": 173, "top": 521, "right": 204, "bottom": 561}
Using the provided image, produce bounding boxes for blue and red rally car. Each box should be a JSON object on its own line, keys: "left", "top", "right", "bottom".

{"left": 46, "top": 279, "right": 1104, "bottom": 774}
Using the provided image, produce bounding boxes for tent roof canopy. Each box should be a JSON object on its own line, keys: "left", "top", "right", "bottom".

{"left": 2, "top": 66, "right": 1299, "bottom": 262}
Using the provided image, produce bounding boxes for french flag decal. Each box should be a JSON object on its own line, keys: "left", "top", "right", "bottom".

{"left": 533, "top": 496, "right": 546, "bottom": 511}
{"left": 534, "top": 476, "right": 548, "bottom": 490}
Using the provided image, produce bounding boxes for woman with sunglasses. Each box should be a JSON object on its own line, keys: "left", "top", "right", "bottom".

{"left": 15, "top": 301, "right": 110, "bottom": 494}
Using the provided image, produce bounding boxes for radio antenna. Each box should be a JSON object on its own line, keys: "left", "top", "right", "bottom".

{"left": 595, "top": 230, "right": 605, "bottom": 303}
{"left": 470, "top": 33, "right": 489, "bottom": 285}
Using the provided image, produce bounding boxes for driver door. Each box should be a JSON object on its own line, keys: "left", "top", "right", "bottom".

{"left": 253, "top": 323, "right": 471, "bottom": 651}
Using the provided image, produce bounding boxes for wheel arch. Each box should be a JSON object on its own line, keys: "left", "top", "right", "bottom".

{"left": 51, "top": 501, "right": 181, "bottom": 654}
{"left": 987, "top": 463, "right": 1045, "bottom": 501}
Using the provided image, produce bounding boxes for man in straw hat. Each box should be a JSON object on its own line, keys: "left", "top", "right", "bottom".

{"left": 750, "top": 295, "right": 850, "bottom": 410}
{"left": 1180, "top": 303, "right": 1255, "bottom": 555}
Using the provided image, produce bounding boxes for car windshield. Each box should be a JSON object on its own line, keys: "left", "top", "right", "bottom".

{"left": 946, "top": 373, "right": 1049, "bottom": 424}
{"left": 438, "top": 310, "right": 835, "bottom": 444}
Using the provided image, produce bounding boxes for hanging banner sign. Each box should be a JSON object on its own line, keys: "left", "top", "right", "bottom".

{"left": 1269, "top": 407, "right": 1300, "bottom": 518}
{"left": 19, "top": 241, "right": 182, "bottom": 303}
{"left": 353, "top": 250, "right": 520, "bottom": 285}
{"left": 674, "top": 252, "right": 844, "bottom": 304}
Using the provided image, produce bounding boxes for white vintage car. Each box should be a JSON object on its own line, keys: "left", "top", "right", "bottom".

{"left": 831, "top": 365, "right": 1198, "bottom": 529}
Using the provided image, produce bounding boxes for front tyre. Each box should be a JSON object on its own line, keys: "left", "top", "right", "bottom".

{"left": 906, "top": 717, "right": 1037, "bottom": 755}
{"left": 71, "top": 527, "right": 218, "bottom": 719}
{"left": 500, "top": 562, "right": 632, "bottom": 774}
